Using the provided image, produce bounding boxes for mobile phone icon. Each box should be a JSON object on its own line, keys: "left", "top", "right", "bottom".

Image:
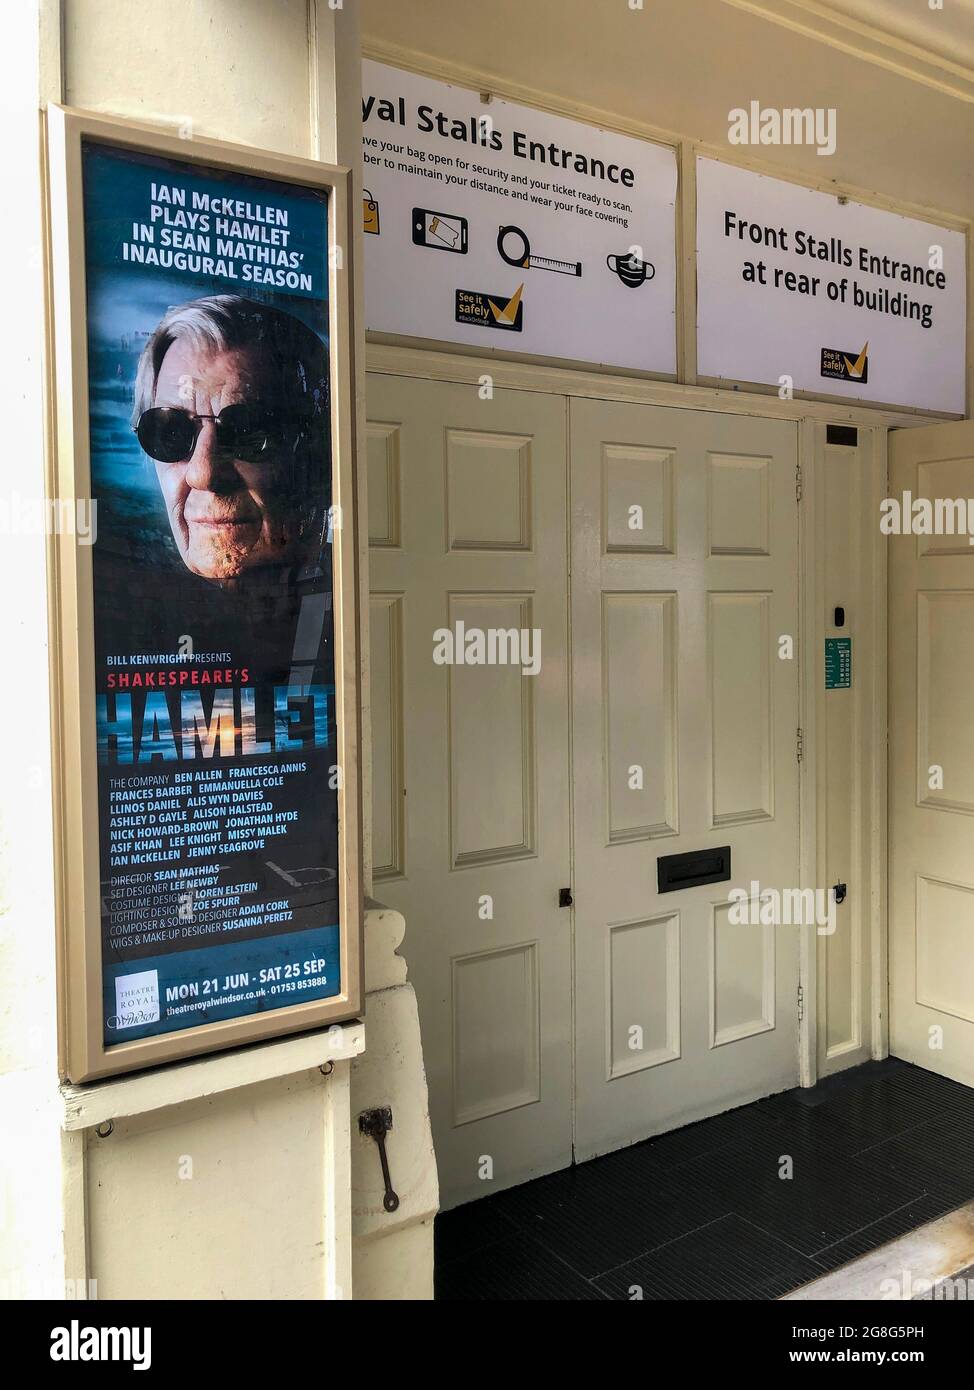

{"left": 412, "top": 208, "right": 468, "bottom": 254}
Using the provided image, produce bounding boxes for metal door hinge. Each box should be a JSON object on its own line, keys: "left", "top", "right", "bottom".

{"left": 796, "top": 462, "right": 804, "bottom": 504}
{"left": 796, "top": 727, "right": 804, "bottom": 763}
{"left": 797, "top": 984, "right": 804, "bottom": 1022}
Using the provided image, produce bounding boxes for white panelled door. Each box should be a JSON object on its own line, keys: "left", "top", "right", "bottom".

{"left": 570, "top": 399, "right": 802, "bottom": 1161}
{"left": 367, "top": 370, "right": 806, "bottom": 1206}
{"left": 367, "top": 373, "right": 572, "bottom": 1209}
{"left": 889, "top": 420, "right": 974, "bottom": 1086}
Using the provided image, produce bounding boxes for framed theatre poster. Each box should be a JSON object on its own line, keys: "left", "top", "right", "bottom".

{"left": 45, "top": 107, "right": 363, "bottom": 1083}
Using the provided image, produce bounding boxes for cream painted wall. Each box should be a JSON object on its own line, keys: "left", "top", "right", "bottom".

{"left": 362, "top": 0, "right": 974, "bottom": 224}
{"left": 61, "top": 0, "right": 374, "bottom": 885}
{"left": 0, "top": 0, "right": 423, "bottom": 1303}
{"left": 746, "top": 0, "right": 974, "bottom": 79}
{"left": 63, "top": 0, "right": 316, "bottom": 151}
{"left": 0, "top": 0, "right": 66, "bottom": 1300}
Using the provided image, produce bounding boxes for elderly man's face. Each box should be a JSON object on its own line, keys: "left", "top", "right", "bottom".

{"left": 151, "top": 337, "right": 310, "bottom": 581}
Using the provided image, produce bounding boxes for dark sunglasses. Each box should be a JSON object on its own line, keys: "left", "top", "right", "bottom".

{"left": 134, "top": 404, "right": 296, "bottom": 465}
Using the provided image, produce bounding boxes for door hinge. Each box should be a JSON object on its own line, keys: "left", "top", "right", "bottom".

{"left": 796, "top": 727, "right": 804, "bottom": 763}
{"left": 796, "top": 462, "right": 804, "bottom": 504}
{"left": 797, "top": 984, "right": 804, "bottom": 1022}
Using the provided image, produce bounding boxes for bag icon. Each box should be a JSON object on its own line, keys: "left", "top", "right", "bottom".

{"left": 363, "top": 189, "right": 380, "bottom": 235}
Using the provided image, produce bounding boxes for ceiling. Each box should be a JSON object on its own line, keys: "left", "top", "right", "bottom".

{"left": 361, "top": 0, "right": 974, "bottom": 221}
{"left": 804, "top": 0, "right": 974, "bottom": 69}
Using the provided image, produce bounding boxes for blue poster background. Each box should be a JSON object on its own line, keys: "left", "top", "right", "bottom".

{"left": 83, "top": 141, "right": 341, "bottom": 1046}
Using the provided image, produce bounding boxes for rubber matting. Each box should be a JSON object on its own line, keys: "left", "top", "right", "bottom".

{"left": 434, "top": 1059, "right": 974, "bottom": 1300}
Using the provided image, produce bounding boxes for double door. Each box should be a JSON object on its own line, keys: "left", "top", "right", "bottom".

{"left": 368, "top": 373, "right": 801, "bottom": 1207}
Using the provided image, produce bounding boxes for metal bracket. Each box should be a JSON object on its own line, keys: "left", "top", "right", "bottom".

{"left": 358, "top": 1106, "right": 400, "bottom": 1213}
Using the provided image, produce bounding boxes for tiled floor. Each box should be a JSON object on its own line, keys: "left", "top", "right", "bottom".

{"left": 434, "top": 1058, "right": 974, "bottom": 1300}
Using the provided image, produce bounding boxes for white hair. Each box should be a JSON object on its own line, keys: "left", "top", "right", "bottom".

{"left": 132, "top": 294, "right": 326, "bottom": 425}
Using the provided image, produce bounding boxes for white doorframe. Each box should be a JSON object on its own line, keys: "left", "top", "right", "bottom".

{"left": 798, "top": 417, "right": 819, "bottom": 1087}
{"left": 797, "top": 421, "right": 890, "bottom": 1083}
{"left": 365, "top": 340, "right": 911, "bottom": 1099}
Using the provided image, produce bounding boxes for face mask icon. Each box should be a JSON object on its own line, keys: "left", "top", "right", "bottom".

{"left": 606, "top": 252, "right": 655, "bottom": 288}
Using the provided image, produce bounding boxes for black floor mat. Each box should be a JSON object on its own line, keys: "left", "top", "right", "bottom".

{"left": 434, "top": 1058, "right": 974, "bottom": 1300}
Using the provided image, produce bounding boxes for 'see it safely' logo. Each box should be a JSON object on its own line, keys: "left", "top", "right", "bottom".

{"left": 821, "top": 341, "right": 869, "bottom": 384}
{"left": 456, "top": 284, "right": 524, "bottom": 332}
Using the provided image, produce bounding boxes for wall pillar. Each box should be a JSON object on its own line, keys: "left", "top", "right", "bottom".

{"left": 352, "top": 904, "right": 438, "bottom": 1300}
{"left": 0, "top": 0, "right": 410, "bottom": 1303}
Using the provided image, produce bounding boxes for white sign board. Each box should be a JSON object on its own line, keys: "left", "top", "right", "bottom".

{"left": 696, "top": 157, "right": 966, "bottom": 414}
{"left": 362, "top": 60, "right": 677, "bottom": 373}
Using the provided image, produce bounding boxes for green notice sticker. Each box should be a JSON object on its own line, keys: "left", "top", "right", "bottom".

{"left": 825, "top": 636, "right": 852, "bottom": 689}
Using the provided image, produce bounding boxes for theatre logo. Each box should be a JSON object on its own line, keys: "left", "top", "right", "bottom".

{"left": 821, "top": 341, "right": 868, "bottom": 384}
{"left": 456, "top": 283, "right": 524, "bottom": 331}
{"left": 110, "top": 970, "right": 160, "bottom": 1031}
